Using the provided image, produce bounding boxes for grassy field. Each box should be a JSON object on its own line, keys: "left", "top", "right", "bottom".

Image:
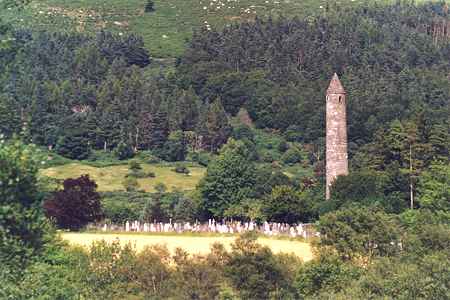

{"left": 62, "top": 232, "right": 314, "bottom": 261}
{"left": 1, "top": 0, "right": 396, "bottom": 58}
{"left": 40, "top": 162, "right": 205, "bottom": 192}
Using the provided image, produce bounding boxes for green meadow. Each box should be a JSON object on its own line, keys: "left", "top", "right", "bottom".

{"left": 1, "top": 0, "right": 387, "bottom": 58}
{"left": 40, "top": 162, "right": 206, "bottom": 192}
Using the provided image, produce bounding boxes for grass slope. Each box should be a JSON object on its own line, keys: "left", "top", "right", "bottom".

{"left": 41, "top": 162, "right": 205, "bottom": 192}
{"left": 2, "top": 0, "right": 399, "bottom": 58}
{"left": 62, "top": 232, "right": 314, "bottom": 261}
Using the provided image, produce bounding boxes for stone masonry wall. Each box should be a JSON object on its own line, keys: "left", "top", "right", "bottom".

{"left": 326, "top": 92, "right": 348, "bottom": 199}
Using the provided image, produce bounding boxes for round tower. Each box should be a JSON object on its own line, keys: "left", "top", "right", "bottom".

{"left": 326, "top": 73, "right": 348, "bottom": 199}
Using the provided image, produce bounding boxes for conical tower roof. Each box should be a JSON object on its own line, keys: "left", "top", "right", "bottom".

{"left": 327, "top": 73, "right": 346, "bottom": 94}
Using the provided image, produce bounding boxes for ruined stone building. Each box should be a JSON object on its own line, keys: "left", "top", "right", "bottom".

{"left": 326, "top": 73, "right": 348, "bottom": 199}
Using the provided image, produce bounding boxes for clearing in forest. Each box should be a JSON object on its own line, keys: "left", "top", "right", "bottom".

{"left": 40, "top": 163, "right": 205, "bottom": 192}
{"left": 61, "top": 232, "right": 314, "bottom": 261}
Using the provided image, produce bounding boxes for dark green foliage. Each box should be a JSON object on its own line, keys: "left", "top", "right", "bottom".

{"left": 84, "top": 240, "right": 140, "bottom": 298}
{"left": 178, "top": 3, "right": 450, "bottom": 147}
{"left": 202, "top": 99, "right": 232, "bottom": 152}
{"left": 56, "top": 133, "right": 90, "bottom": 160}
{"left": 141, "top": 193, "right": 167, "bottom": 222}
{"left": 277, "top": 140, "right": 289, "bottom": 153}
{"left": 144, "top": 0, "right": 155, "bottom": 13}
{"left": 122, "top": 176, "right": 139, "bottom": 192}
{"left": 330, "top": 170, "right": 408, "bottom": 213}
{"left": 160, "top": 130, "right": 187, "bottom": 162}
{"left": 16, "top": 261, "right": 83, "bottom": 299}
{"left": 284, "top": 125, "right": 303, "bottom": 143}
{"left": 263, "top": 185, "right": 313, "bottom": 224}
{"left": 0, "top": 30, "right": 151, "bottom": 156}
{"left": 56, "top": 116, "right": 91, "bottom": 160}
{"left": 198, "top": 139, "right": 256, "bottom": 218}
{"left": 173, "top": 164, "right": 190, "bottom": 175}
{"left": 317, "top": 207, "right": 402, "bottom": 261}
{"left": 327, "top": 253, "right": 450, "bottom": 300}
{"left": 191, "top": 151, "right": 212, "bottom": 166}
{"left": 281, "top": 146, "right": 304, "bottom": 165}
{"left": 225, "top": 232, "right": 296, "bottom": 299}
{"left": 43, "top": 175, "right": 103, "bottom": 230}
{"left": 101, "top": 192, "right": 149, "bottom": 223}
{"left": 232, "top": 124, "right": 255, "bottom": 141}
{"left": 0, "top": 94, "right": 21, "bottom": 138}
{"left": 294, "top": 256, "right": 361, "bottom": 298}
{"left": 140, "top": 190, "right": 198, "bottom": 222}
{"left": 129, "top": 160, "right": 142, "bottom": 171}
{"left": 146, "top": 108, "right": 170, "bottom": 151}
{"left": 127, "top": 161, "right": 151, "bottom": 178}
{"left": 172, "top": 249, "right": 223, "bottom": 300}
{"left": 417, "top": 161, "right": 450, "bottom": 212}
{"left": 134, "top": 246, "right": 172, "bottom": 297}
{"left": 113, "top": 141, "right": 134, "bottom": 160}
{"left": 0, "top": 140, "right": 49, "bottom": 269}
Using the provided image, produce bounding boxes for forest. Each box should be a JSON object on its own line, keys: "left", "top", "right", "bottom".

{"left": 0, "top": 0, "right": 449, "bottom": 299}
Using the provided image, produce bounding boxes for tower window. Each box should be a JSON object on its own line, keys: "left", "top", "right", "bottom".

{"left": 338, "top": 96, "right": 342, "bottom": 103}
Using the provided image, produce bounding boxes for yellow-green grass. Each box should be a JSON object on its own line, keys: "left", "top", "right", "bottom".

{"left": 61, "top": 232, "right": 314, "bottom": 261}
{"left": 40, "top": 162, "right": 205, "bottom": 192}
{"left": 0, "top": 0, "right": 426, "bottom": 58}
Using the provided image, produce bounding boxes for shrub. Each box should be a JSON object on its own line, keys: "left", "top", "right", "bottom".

{"left": 159, "top": 131, "right": 187, "bottom": 162}
{"left": 192, "top": 151, "right": 212, "bottom": 166}
{"left": 86, "top": 240, "right": 138, "bottom": 298}
{"left": 263, "top": 185, "right": 312, "bottom": 223}
{"left": 144, "top": 0, "right": 155, "bottom": 12}
{"left": 127, "top": 169, "right": 146, "bottom": 178}
{"left": 122, "top": 177, "right": 139, "bottom": 192}
{"left": 173, "top": 165, "right": 190, "bottom": 175}
{"left": 56, "top": 134, "right": 90, "bottom": 160}
{"left": 317, "top": 207, "right": 402, "bottom": 261}
{"left": 135, "top": 245, "right": 172, "bottom": 297}
{"left": 284, "top": 125, "right": 303, "bottom": 142}
{"left": 225, "top": 232, "right": 293, "bottom": 299}
{"left": 277, "top": 140, "right": 289, "bottom": 153}
{"left": 113, "top": 141, "right": 134, "bottom": 160}
{"left": 260, "top": 150, "right": 275, "bottom": 163}
{"left": 129, "top": 160, "right": 142, "bottom": 171}
{"left": 294, "top": 256, "right": 361, "bottom": 298}
{"left": 136, "top": 151, "right": 160, "bottom": 163}
{"left": 101, "top": 192, "right": 149, "bottom": 223}
{"left": 0, "top": 140, "right": 50, "bottom": 270}
{"left": 281, "top": 146, "right": 304, "bottom": 165}
{"left": 43, "top": 175, "right": 103, "bottom": 230}
{"left": 18, "top": 262, "right": 84, "bottom": 299}
{"left": 146, "top": 171, "right": 156, "bottom": 178}
{"left": 172, "top": 249, "right": 223, "bottom": 300}
{"left": 233, "top": 124, "right": 255, "bottom": 141}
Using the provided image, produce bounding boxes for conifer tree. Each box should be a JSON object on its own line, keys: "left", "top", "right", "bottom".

{"left": 204, "top": 98, "right": 231, "bottom": 152}
{"left": 151, "top": 102, "right": 170, "bottom": 149}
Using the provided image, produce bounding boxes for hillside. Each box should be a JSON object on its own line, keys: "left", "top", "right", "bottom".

{"left": 1, "top": 1, "right": 450, "bottom": 299}
{"left": 0, "top": 0, "right": 418, "bottom": 58}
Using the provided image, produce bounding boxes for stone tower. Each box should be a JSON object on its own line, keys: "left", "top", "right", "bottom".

{"left": 326, "top": 73, "right": 348, "bottom": 199}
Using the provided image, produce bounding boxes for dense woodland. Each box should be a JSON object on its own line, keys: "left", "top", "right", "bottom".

{"left": 1, "top": 1, "right": 449, "bottom": 299}
{"left": 1, "top": 2, "right": 449, "bottom": 156}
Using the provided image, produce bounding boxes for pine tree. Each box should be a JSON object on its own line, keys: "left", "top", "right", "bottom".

{"left": 0, "top": 94, "right": 20, "bottom": 138}
{"left": 151, "top": 103, "right": 169, "bottom": 149}
{"left": 56, "top": 115, "right": 91, "bottom": 160}
{"left": 204, "top": 98, "right": 231, "bottom": 152}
